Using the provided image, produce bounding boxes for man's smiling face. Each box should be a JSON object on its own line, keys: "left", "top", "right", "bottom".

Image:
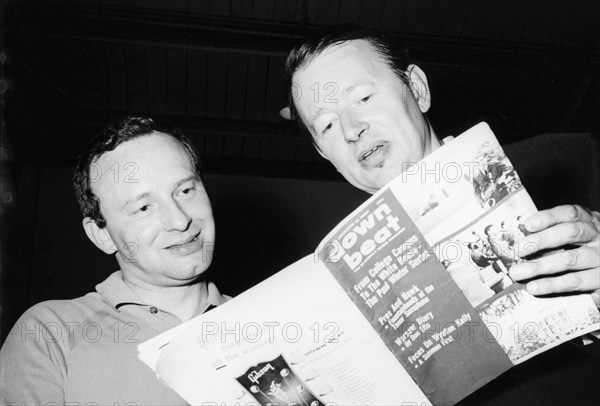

{"left": 90, "top": 132, "right": 215, "bottom": 288}
{"left": 293, "top": 40, "right": 438, "bottom": 193}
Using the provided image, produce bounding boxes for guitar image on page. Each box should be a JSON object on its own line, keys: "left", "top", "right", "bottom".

{"left": 235, "top": 355, "right": 324, "bottom": 406}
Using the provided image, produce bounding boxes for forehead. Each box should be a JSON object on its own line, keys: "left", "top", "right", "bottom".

{"left": 293, "top": 40, "right": 399, "bottom": 119}
{"left": 299, "top": 40, "right": 390, "bottom": 83}
{"left": 95, "top": 131, "right": 192, "bottom": 168}
{"left": 92, "top": 132, "right": 195, "bottom": 197}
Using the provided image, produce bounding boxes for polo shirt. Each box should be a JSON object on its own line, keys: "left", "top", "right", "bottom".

{"left": 0, "top": 271, "right": 228, "bottom": 406}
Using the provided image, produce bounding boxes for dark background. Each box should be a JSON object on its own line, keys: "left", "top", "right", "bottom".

{"left": 1, "top": 0, "right": 600, "bottom": 342}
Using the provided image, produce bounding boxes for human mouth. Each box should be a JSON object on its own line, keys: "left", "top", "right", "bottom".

{"left": 359, "top": 142, "right": 388, "bottom": 167}
{"left": 166, "top": 231, "right": 203, "bottom": 254}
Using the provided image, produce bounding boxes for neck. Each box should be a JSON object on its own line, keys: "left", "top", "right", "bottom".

{"left": 122, "top": 274, "right": 209, "bottom": 321}
{"left": 427, "top": 122, "right": 443, "bottom": 153}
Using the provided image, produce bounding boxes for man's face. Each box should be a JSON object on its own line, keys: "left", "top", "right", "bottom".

{"left": 90, "top": 132, "right": 215, "bottom": 287}
{"left": 293, "top": 40, "right": 438, "bottom": 193}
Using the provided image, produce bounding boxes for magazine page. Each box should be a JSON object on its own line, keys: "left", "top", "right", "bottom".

{"left": 314, "top": 122, "right": 599, "bottom": 403}
{"left": 138, "top": 318, "right": 196, "bottom": 374}
{"left": 139, "top": 122, "right": 599, "bottom": 406}
{"left": 386, "top": 122, "right": 600, "bottom": 363}
{"left": 144, "top": 255, "right": 430, "bottom": 405}
{"left": 314, "top": 156, "right": 510, "bottom": 405}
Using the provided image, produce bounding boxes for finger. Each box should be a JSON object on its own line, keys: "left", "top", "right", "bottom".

{"left": 516, "top": 220, "right": 599, "bottom": 257}
{"left": 525, "top": 268, "right": 600, "bottom": 296}
{"left": 522, "top": 205, "right": 596, "bottom": 234}
{"left": 509, "top": 247, "right": 600, "bottom": 280}
{"left": 591, "top": 289, "right": 600, "bottom": 308}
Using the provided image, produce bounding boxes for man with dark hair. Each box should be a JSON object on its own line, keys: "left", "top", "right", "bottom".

{"left": 284, "top": 26, "right": 412, "bottom": 139}
{"left": 73, "top": 116, "right": 203, "bottom": 228}
{"left": 282, "top": 25, "right": 600, "bottom": 404}
{"left": 283, "top": 25, "right": 599, "bottom": 307}
{"left": 0, "top": 116, "right": 227, "bottom": 405}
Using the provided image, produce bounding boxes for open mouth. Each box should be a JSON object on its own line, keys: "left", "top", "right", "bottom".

{"left": 359, "top": 142, "right": 387, "bottom": 167}
{"left": 361, "top": 145, "right": 384, "bottom": 161}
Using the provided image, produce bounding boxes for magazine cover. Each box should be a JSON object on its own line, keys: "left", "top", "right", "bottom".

{"left": 139, "top": 123, "right": 600, "bottom": 405}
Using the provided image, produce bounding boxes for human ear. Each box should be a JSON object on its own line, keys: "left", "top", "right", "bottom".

{"left": 407, "top": 64, "right": 431, "bottom": 113}
{"left": 82, "top": 217, "right": 117, "bottom": 255}
{"left": 279, "top": 107, "right": 292, "bottom": 120}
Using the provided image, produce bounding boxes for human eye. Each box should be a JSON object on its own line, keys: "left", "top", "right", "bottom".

{"left": 177, "top": 181, "right": 197, "bottom": 197}
{"left": 322, "top": 121, "right": 334, "bottom": 135}
{"left": 181, "top": 186, "right": 195, "bottom": 196}
{"left": 358, "top": 94, "right": 373, "bottom": 103}
{"left": 319, "top": 118, "right": 338, "bottom": 136}
{"left": 133, "top": 203, "right": 152, "bottom": 215}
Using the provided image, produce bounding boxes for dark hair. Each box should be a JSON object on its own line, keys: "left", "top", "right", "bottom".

{"left": 73, "top": 116, "right": 202, "bottom": 228}
{"left": 284, "top": 25, "right": 411, "bottom": 138}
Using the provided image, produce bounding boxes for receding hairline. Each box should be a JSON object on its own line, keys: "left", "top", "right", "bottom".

{"left": 88, "top": 131, "right": 198, "bottom": 193}
{"left": 90, "top": 130, "right": 190, "bottom": 164}
{"left": 291, "top": 39, "right": 401, "bottom": 133}
{"left": 293, "top": 39, "right": 392, "bottom": 79}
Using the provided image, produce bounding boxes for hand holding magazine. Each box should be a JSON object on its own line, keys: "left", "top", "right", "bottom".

{"left": 139, "top": 123, "right": 600, "bottom": 405}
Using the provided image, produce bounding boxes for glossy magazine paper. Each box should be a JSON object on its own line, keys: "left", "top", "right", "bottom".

{"left": 139, "top": 123, "right": 600, "bottom": 405}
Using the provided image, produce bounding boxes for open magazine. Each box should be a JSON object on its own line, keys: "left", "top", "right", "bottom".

{"left": 138, "top": 123, "right": 600, "bottom": 405}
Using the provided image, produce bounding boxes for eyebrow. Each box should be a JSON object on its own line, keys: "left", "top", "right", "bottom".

{"left": 121, "top": 193, "right": 150, "bottom": 211}
{"left": 174, "top": 175, "right": 200, "bottom": 189}
{"left": 309, "top": 107, "right": 329, "bottom": 129}
{"left": 342, "top": 82, "right": 373, "bottom": 97}
{"left": 308, "top": 81, "right": 375, "bottom": 128}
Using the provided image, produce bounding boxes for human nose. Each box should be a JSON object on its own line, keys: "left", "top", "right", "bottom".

{"left": 164, "top": 200, "right": 192, "bottom": 231}
{"left": 340, "top": 110, "right": 369, "bottom": 143}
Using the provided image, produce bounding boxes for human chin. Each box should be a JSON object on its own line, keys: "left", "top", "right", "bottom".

{"left": 352, "top": 168, "right": 401, "bottom": 194}
{"left": 346, "top": 173, "right": 382, "bottom": 194}
{"left": 168, "top": 256, "right": 212, "bottom": 281}
{"left": 171, "top": 241, "right": 213, "bottom": 268}
{"left": 380, "top": 162, "right": 406, "bottom": 183}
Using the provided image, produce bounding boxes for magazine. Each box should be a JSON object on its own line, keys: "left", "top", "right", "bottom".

{"left": 138, "top": 122, "right": 600, "bottom": 405}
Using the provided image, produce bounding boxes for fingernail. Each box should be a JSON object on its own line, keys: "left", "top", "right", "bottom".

{"left": 509, "top": 264, "right": 522, "bottom": 278}
{"left": 527, "top": 281, "right": 539, "bottom": 294}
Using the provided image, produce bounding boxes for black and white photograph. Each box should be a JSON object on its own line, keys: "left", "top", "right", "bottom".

{"left": 478, "top": 285, "right": 600, "bottom": 364}
{"left": 1, "top": 1, "right": 599, "bottom": 405}
{"left": 470, "top": 141, "right": 522, "bottom": 209}
{"left": 435, "top": 188, "right": 537, "bottom": 307}
{"left": 388, "top": 124, "right": 525, "bottom": 246}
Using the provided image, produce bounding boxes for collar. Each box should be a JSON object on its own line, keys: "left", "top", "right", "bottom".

{"left": 96, "top": 271, "right": 228, "bottom": 313}
{"left": 200, "top": 281, "right": 230, "bottom": 313}
{"left": 442, "top": 135, "right": 454, "bottom": 144}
